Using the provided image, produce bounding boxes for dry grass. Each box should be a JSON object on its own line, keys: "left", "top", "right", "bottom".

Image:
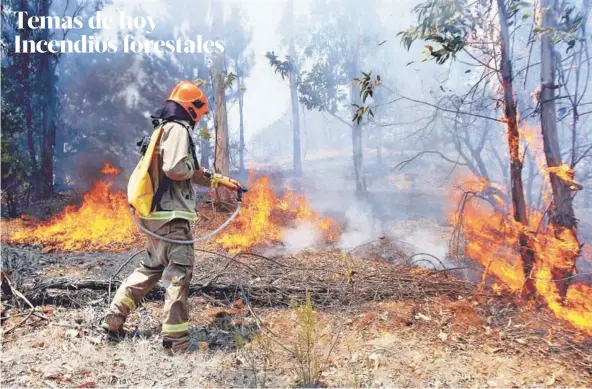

{"left": 2, "top": 246, "right": 591, "bottom": 387}
{"left": 3, "top": 295, "right": 591, "bottom": 388}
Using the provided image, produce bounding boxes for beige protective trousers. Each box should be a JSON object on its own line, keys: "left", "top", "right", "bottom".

{"left": 108, "top": 219, "right": 194, "bottom": 351}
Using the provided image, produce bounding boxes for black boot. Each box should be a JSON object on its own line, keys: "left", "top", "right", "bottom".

{"left": 101, "top": 314, "right": 126, "bottom": 342}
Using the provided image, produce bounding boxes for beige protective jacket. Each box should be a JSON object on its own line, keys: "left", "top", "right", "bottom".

{"left": 139, "top": 120, "right": 210, "bottom": 230}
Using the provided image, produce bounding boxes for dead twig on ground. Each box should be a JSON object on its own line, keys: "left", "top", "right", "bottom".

{"left": 2, "top": 275, "right": 47, "bottom": 335}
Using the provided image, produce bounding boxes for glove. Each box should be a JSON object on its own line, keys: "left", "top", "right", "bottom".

{"left": 226, "top": 178, "right": 244, "bottom": 191}
{"left": 202, "top": 169, "right": 246, "bottom": 192}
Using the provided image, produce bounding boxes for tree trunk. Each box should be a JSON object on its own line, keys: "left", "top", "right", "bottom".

{"left": 38, "top": 0, "right": 56, "bottom": 199}
{"left": 200, "top": 135, "right": 210, "bottom": 169}
{"left": 214, "top": 74, "right": 229, "bottom": 175}
{"left": 540, "top": 0, "right": 577, "bottom": 229}
{"left": 374, "top": 89, "right": 383, "bottom": 167}
{"left": 41, "top": 105, "right": 56, "bottom": 198}
{"left": 211, "top": 0, "right": 230, "bottom": 176}
{"left": 496, "top": 0, "right": 535, "bottom": 294}
{"left": 350, "top": 34, "right": 366, "bottom": 193}
{"left": 540, "top": 0, "right": 579, "bottom": 297}
{"left": 288, "top": 0, "right": 302, "bottom": 175}
{"left": 16, "top": 0, "right": 38, "bottom": 196}
{"left": 238, "top": 74, "right": 245, "bottom": 173}
{"left": 352, "top": 125, "right": 366, "bottom": 193}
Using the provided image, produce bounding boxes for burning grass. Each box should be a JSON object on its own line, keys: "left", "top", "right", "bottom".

{"left": 447, "top": 174, "right": 592, "bottom": 336}
{"left": 4, "top": 163, "right": 139, "bottom": 252}
{"left": 216, "top": 173, "right": 343, "bottom": 253}
{"left": 4, "top": 168, "right": 343, "bottom": 254}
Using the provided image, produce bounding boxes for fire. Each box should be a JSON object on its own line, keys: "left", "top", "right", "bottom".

{"left": 5, "top": 163, "right": 138, "bottom": 252}
{"left": 5, "top": 167, "right": 341, "bottom": 254}
{"left": 448, "top": 174, "right": 592, "bottom": 335}
{"left": 100, "top": 162, "right": 121, "bottom": 175}
{"left": 448, "top": 176, "right": 526, "bottom": 291}
{"left": 216, "top": 172, "right": 343, "bottom": 253}
{"left": 548, "top": 164, "right": 582, "bottom": 191}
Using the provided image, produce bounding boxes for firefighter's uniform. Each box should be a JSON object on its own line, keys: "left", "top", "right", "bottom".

{"left": 105, "top": 120, "right": 210, "bottom": 352}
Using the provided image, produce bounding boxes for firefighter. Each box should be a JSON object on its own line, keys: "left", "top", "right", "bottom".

{"left": 103, "top": 81, "right": 242, "bottom": 353}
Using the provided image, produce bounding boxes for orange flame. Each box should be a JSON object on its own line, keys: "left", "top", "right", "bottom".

{"left": 5, "top": 169, "right": 341, "bottom": 254}
{"left": 100, "top": 162, "right": 121, "bottom": 175}
{"left": 448, "top": 175, "right": 526, "bottom": 290}
{"left": 548, "top": 164, "right": 582, "bottom": 191}
{"left": 216, "top": 172, "right": 343, "bottom": 253}
{"left": 448, "top": 173, "right": 591, "bottom": 335}
{"left": 5, "top": 163, "right": 138, "bottom": 252}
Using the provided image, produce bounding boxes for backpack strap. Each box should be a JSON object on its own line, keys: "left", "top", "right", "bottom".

{"left": 162, "top": 120, "right": 200, "bottom": 169}
{"left": 151, "top": 176, "right": 171, "bottom": 212}
{"left": 150, "top": 120, "right": 199, "bottom": 212}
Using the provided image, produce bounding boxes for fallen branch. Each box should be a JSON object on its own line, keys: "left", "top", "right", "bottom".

{"left": 15, "top": 250, "right": 477, "bottom": 309}
{"left": 2, "top": 274, "right": 47, "bottom": 334}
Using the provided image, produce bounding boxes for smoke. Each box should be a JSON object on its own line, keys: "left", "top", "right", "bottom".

{"left": 269, "top": 204, "right": 382, "bottom": 256}
{"left": 338, "top": 204, "right": 383, "bottom": 251}
{"left": 282, "top": 222, "right": 324, "bottom": 253}
{"left": 399, "top": 229, "right": 447, "bottom": 260}
{"left": 384, "top": 218, "right": 451, "bottom": 267}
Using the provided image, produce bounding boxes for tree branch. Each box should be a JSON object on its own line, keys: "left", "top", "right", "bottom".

{"left": 394, "top": 94, "right": 504, "bottom": 123}
{"left": 325, "top": 110, "right": 353, "bottom": 129}
{"left": 392, "top": 151, "right": 468, "bottom": 171}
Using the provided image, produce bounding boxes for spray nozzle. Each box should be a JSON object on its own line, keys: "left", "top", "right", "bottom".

{"left": 237, "top": 186, "right": 248, "bottom": 203}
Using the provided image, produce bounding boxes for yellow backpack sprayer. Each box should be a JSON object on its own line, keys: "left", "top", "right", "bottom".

{"left": 128, "top": 119, "right": 247, "bottom": 244}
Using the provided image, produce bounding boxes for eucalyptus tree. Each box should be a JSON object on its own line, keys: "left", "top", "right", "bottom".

{"left": 266, "top": 0, "right": 303, "bottom": 175}
{"left": 1, "top": 0, "right": 100, "bottom": 200}
{"left": 294, "top": 0, "right": 382, "bottom": 193}
{"left": 224, "top": 6, "right": 254, "bottom": 173}
{"left": 394, "top": 0, "right": 590, "bottom": 297}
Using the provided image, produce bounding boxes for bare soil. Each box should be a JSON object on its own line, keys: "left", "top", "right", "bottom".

{"left": 2, "top": 245, "right": 591, "bottom": 388}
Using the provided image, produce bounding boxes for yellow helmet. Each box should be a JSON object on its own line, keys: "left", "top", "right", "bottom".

{"left": 167, "top": 81, "right": 209, "bottom": 121}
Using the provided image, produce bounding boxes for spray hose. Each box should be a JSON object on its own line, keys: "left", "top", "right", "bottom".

{"left": 130, "top": 187, "right": 246, "bottom": 245}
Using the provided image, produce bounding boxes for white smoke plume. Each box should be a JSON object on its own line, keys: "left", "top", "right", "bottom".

{"left": 338, "top": 204, "right": 383, "bottom": 251}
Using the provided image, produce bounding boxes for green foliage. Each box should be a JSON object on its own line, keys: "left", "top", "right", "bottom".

{"left": 1, "top": 97, "right": 31, "bottom": 217}
{"left": 194, "top": 78, "right": 210, "bottom": 91}
{"left": 352, "top": 72, "right": 382, "bottom": 124}
{"left": 398, "top": 0, "right": 534, "bottom": 64}
{"left": 353, "top": 72, "right": 381, "bottom": 104}
{"left": 507, "top": 0, "right": 533, "bottom": 18}
{"left": 533, "top": 1, "right": 585, "bottom": 53}
{"left": 398, "top": 0, "right": 473, "bottom": 64}
{"left": 352, "top": 104, "right": 374, "bottom": 125}
{"left": 265, "top": 51, "right": 295, "bottom": 80}
{"left": 1, "top": 4, "right": 36, "bottom": 214}
{"left": 400, "top": 0, "right": 583, "bottom": 63}
{"left": 199, "top": 127, "right": 212, "bottom": 140}
{"left": 225, "top": 72, "right": 237, "bottom": 90}
{"left": 298, "top": 62, "right": 346, "bottom": 113}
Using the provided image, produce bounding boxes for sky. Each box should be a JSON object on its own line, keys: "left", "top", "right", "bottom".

{"left": 225, "top": 0, "right": 292, "bottom": 140}
{"left": 101, "top": 0, "right": 298, "bottom": 141}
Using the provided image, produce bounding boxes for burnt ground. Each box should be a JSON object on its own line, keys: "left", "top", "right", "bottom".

{"left": 1, "top": 244, "right": 592, "bottom": 388}
{"left": 2, "top": 154, "right": 592, "bottom": 387}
